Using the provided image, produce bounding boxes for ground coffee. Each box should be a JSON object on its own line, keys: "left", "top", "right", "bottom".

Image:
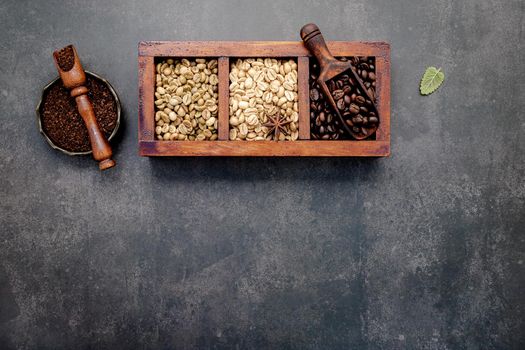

{"left": 55, "top": 45, "right": 75, "bottom": 71}
{"left": 40, "top": 75, "right": 118, "bottom": 153}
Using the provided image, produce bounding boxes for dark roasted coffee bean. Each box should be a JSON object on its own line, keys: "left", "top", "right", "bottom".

{"left": 332, "top": 89, "right": 344, "bottom": 100}
{"left": 349, "top": 104, "right": 360, "bottom": 114}
{"left": 310, "top": 56, "right": 377, "bottom": 140}
{"left": 310, "top": 88, "right": 319, "bottom": 101}
{"left": 368, "top": 89, "right": 375, "bottom": 100}
{"left": 369, "top": 116, "right": 378, "bottom": 124}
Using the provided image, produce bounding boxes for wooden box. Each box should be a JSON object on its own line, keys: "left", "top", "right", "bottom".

{"left": 138, "top": 41, "right": 390, "bottom": 156}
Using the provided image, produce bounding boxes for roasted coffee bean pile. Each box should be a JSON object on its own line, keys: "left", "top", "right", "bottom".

{"left": 310, "top": 57, "right": 377, "bottom": 140}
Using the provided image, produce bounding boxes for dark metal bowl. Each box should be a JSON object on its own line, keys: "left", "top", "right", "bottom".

{"left": 36, "top": 71, "right": 121, "bottom": 156}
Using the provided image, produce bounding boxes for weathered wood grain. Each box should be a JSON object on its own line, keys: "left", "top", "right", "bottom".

{"left": 138, "top": 41, "right": 390, "bottom": 58}
{"left": 138, "top": 56, "right": 155, "bottom": 142}
{"left": 138, "top": 41, "right": 390, "bottom": 157}
{"left": 218, "top": 57, "right": 230, "bottom": 141}
{"left": 297, "top": 56, "right": 310, "bottom": 140}
{"left": 139, "top": 140, "right": 390, "bottom": 157}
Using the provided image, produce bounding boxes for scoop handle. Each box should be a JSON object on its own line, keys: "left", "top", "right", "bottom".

{"left": 74, "top": 92, "right": 115, "bottom": 170}
{"left": 300, "top": 23, "right": 335, "bottom": 72}
{"left": 53, "top": 45, "right": 116, "bottom": 170}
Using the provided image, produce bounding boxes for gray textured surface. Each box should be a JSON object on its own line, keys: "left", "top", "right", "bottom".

{"left": 0, "top": 0, "right": 524, "bottom": 349}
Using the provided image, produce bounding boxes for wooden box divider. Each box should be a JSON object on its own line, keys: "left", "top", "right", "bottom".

{"left": 297, "top": 56, "right": 310, "bottom": 140}
{"left": 217, "top": 57, "right": 230, "bottom": 141}
{"left": 138, "top": 41, "right": 390, "bottom": 157}
{"left": 138, "top": 55, "right": 155, "bottom": 142}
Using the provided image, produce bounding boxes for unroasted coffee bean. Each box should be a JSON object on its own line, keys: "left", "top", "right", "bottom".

{"left": 229, "top": 58, "right": 298, "bottom": 141}
{"left": 155, "top": 58, "right": 219, "bottom": 141}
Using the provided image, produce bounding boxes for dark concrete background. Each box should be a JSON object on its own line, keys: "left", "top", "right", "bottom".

{"left": 0, "top": 0, "right": 524, "bottom": 349}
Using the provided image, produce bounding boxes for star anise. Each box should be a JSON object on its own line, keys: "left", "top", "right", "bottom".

{"left": 263, "top": 112, "right": 292, "bottom": 141}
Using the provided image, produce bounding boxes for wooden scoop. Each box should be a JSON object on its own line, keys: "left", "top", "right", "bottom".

{"left": 52, "top": 45, "right": 115, "bottom": 170}
{"left": 300, "top": 23, "right": 379, "bottom": 140}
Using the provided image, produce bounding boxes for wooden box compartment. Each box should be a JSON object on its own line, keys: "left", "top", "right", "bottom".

{"left": 138, "top": 41, "right": 390, "bottom": 156}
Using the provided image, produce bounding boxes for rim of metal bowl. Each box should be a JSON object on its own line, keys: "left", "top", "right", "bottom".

{"left": 36, "top": 71, "right": 121, "bottom": 156}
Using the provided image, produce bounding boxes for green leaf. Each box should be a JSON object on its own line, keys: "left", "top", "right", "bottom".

{"left": 420, "top": 67, "right": 445, "bottom": 95}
